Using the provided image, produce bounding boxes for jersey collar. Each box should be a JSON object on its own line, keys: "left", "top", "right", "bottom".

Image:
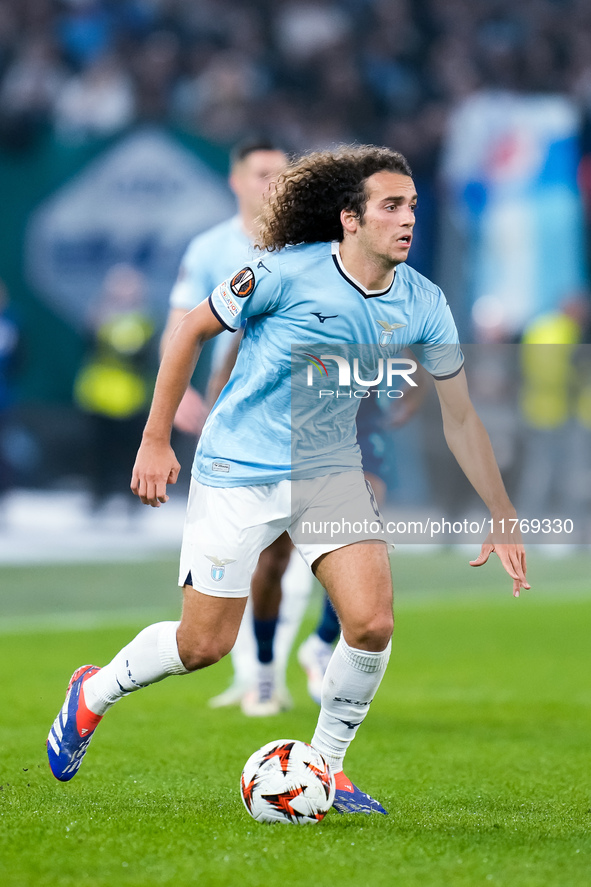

{"left": 331, "top": 242, "right": 395, "bottom": 299}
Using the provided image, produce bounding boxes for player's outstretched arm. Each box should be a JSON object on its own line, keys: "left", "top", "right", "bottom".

{"left": 433, "top": 369, "right": 530, "bottom": 597}
{"left": 131, "top": 300, "right": 225, "bottom": 506}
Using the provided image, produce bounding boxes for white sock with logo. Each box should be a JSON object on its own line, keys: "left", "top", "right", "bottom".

{"left": 82, "top": 621, "right": 189, "bottom": 716}
{"left": 311, "top": 634, "right": 391, "bottom": 773}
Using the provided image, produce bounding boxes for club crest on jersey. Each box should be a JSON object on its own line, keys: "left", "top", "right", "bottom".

{"left": 205, "top": 555, "right": 236, "bottom": 581}
{"left": 376, "top": 319, "right": 406, "bottom": 346}
{"left": 231, "top": 267, "right": 255, "bottom": 298}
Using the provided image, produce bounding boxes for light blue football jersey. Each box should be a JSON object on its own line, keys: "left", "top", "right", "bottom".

{"left": 194, "top": 241, "right": 464, "bottom": 487}
{"left": 170, "top": 215, "right": 254, "bottom": 370}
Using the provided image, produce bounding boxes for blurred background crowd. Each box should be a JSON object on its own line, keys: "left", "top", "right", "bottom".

{"left": 1, "top": 0, "right": 591, "bottom": 163}
{"left": 0, "top": 0, "right": 590, "bottom": 538}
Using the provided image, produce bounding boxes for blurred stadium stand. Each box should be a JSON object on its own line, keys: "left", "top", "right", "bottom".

{"left": 0, "top": 0, "right": 590, "bottom": 536}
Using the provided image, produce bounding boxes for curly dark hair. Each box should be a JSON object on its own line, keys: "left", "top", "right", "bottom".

{"left": 256, "top": 145, "right": 412, "bottom": 251}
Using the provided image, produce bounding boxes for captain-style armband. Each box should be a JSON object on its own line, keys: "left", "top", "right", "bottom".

{"left": 208, "top": 285, "right": 241, "bottom": 332}
{"left": 208, "top": 259, "right": 281, "bottom": 332}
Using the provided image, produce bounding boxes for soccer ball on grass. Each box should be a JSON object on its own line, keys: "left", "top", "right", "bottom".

{"left": 240, "top": 739, "right": 335, "bottom": 824}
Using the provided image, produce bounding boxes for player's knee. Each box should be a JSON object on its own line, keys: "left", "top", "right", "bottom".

{"left": 176, "top": 632, "right": 232, "bottom": 671}
{"left": 345, "top": 611, "right": 393, "bottom": 652}
{"left": 363, "top": 618, "right": 394, "bottom": 651}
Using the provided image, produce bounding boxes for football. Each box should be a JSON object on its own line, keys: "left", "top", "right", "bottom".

{"left": 240, "top": 739, "right": 335, "bottom": 824}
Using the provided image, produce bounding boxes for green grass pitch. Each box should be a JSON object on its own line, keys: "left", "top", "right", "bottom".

{"left": 0, "top": 550, "right": 590, "bottom": 886}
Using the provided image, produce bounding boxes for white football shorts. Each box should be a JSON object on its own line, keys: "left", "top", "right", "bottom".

{"left": 178, "top": 471, "right": 387, "bottom": 597}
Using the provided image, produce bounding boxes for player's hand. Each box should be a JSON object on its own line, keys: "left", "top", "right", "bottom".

{"left": 173, "top": 387, "right": 208, "bottom": 436}
{"left": 130, "top": 440, "right": 180, "bottom": 507}
{"left": 470, "top": 530, "right": 530, "bottom": 597}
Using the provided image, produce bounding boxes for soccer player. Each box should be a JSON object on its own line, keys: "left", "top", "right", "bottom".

{"left": 47, "top": 146, "right": 529, "bottom": 814}
{"left": 161, "top": 137, "right": 313, "bottom": 715}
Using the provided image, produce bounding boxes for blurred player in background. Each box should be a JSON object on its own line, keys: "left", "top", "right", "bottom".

{"left": 517, "top": 294, "right": 591, "bottom": 531}
{"left": 74, "top": 264, "right": 155, "bottom": 517}
{"left": 160, "top": 138, "right": 316, "bottom": 716}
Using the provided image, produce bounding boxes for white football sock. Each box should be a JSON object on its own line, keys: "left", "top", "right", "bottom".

{"left": 273, "top": 550, "right": 314, "bottom": 687}
{"left": 311, "top": 634, "right": 391, "bottom": 773}
{"left": 228, "top": 596, "right": 258, "bottom": 691}
{"left": 83, "top": 621, "right": 189, "bottom": 716}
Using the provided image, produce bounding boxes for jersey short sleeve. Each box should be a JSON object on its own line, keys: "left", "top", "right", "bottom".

{"left": 208, "top": 257, "right": 281, "bottom": 332}
{"left": 413, "top": 288, "right": 464, "bottom": 380}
